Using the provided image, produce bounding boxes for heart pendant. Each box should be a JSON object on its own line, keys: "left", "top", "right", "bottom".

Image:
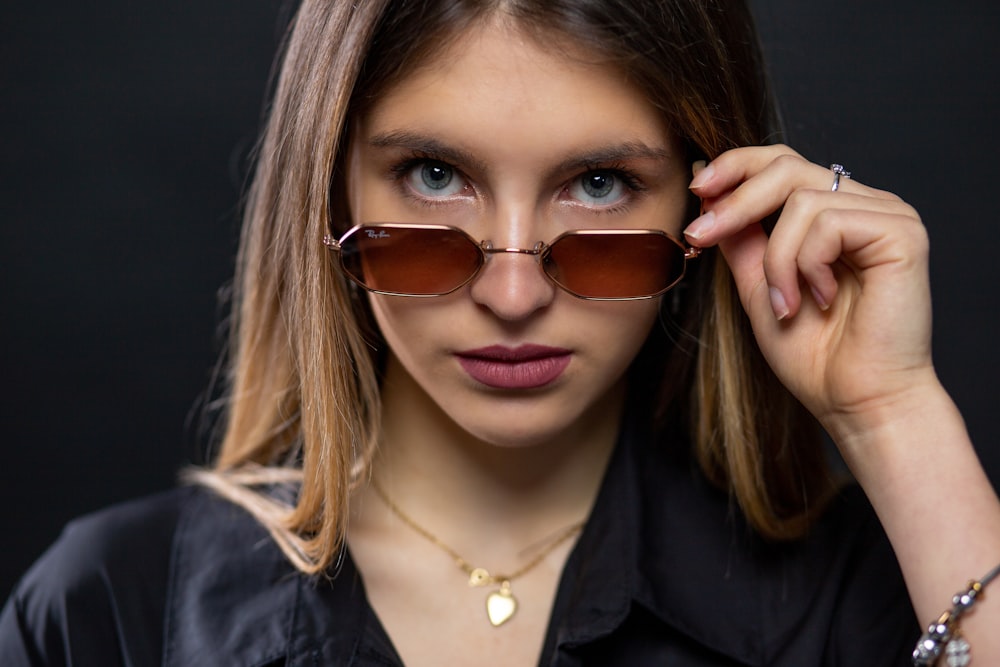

{"left": 486, "top": 584, "right": 517, "bottom": 627}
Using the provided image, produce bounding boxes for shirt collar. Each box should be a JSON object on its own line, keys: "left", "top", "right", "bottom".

{"left": 545, "top": 414, "right": 770, "bottom": 665}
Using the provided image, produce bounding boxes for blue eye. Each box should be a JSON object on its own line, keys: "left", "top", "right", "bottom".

{"left": 583, "top": 173, "right": 614, "bottom": 198}
{"left": 421, "top": 163, "right": 452, "bottom": 189}
{"left": 404, "top": 160, "right": 468, "bottom": 197}
{"left": 569, "top": 170, "right": 627, "bottom": 205}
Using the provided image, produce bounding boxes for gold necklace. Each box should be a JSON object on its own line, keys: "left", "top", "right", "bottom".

{"left": 371, "top": 481, "right": 585, "bottom": 627}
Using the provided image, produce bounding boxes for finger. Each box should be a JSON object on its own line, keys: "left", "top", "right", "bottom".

{"left": 716, "top": 196, "right": 923, "bottom": 321}
{"left": 690, "top": 145, "right": 896, "bottom": 201}
{"left": 685, "top": 147, "right": 901, "bottom": 246}
{"left": 763, "top": 190, "right": 918, "bottom": 317}
{"left": 796, "top": 207, "right": 929, "bottom": 308}
{"left": 714, "top": 221, "right": 772, "bottom": 319}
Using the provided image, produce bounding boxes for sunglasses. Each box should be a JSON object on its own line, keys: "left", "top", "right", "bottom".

{"left": 322, "top": 223, "right": 701, "bottom": 300}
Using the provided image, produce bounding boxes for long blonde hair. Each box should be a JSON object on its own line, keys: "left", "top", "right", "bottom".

{"left": 193, "top": 0, "right": 838, "bottom": 575}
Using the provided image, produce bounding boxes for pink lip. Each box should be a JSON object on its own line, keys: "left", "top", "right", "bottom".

{"left": 455, "top": 344, "right": 572, "bottom": 389}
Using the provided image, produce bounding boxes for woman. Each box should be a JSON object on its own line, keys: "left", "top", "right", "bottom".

{"left": 3, "top": 0, "right": 998, "bottom": 665}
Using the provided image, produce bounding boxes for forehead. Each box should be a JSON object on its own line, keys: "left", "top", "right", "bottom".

{"left": 358, "top": 18, "right": 675, "bottom": 158}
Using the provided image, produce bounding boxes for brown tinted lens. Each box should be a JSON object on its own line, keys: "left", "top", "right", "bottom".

{"left": 543, "top": 232, "right": 685, "bottom": 298}
{"left": 340, "top": 226, "right": 483, "bottom": 295}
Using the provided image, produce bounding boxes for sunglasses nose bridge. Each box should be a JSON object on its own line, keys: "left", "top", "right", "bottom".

{"left": 480, "top": 241, "right": 547, "bottom": 257}
{"left": 478, "top": 241, "right": 552, "bottom": 283}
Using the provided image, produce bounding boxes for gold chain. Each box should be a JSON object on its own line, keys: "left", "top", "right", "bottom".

{"left": 370, "top": 480, "right": 585, "bottom": 626}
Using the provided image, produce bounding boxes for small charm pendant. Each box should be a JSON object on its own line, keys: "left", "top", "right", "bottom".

{"left": 468, "top": 567, "right": 491, "bottom": 587}
{"left": 486, "top": 581, "right": 517, "bottom": 627}
{"left": 945, "top": 635, "right": 971, "bottom": 667}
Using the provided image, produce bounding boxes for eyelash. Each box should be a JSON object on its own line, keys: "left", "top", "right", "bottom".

{"left": 386, "top": 153, "right": 649, "bottom": 214}
{"left": 387, "top": 153, "right": 440, "bottom": 180}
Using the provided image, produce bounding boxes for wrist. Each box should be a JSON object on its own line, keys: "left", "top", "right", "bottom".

{"left": 819, "top": 372, "right": 956, "bottom": 477}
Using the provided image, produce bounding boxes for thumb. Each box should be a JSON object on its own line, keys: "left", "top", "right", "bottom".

{"left": 716, "top": 222, "right": 779, "bottom": 320}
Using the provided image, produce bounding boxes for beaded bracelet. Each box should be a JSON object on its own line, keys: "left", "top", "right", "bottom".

{"left": 912, "top": 563, "right": 1000, "bottom": 666}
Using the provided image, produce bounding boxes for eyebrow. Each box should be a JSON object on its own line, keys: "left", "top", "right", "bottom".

{"left": 367, "top": 130, "right": 675, "bottom": 176}
{"left": 552, "top": 142, "right": 676, "bottom": 174}
{"left": 368, "top": 130, "right": 489, "bottom": 175}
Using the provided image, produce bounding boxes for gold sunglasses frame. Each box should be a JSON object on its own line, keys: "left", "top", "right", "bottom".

{"left": 322, "top": 222, "right": 701, "bottom": 300}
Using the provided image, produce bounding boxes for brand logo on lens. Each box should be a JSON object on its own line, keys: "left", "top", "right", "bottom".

{"left": 365, "top": 230, "right": 391, "bottom": 239}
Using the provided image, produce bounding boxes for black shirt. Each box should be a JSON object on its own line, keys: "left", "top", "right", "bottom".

{"left": 0, "top": 418, "right": 918, "bottom": 665}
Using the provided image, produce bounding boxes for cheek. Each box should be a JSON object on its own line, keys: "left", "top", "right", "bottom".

{"left": 366, "top": 295, "right": 444, "bottom": 364}
{"left": 596, "top": 301, "right": 661, "bottom": 367}
{"left": 369, "top": 297, "right": 405, "bottom": 343}
{"left": 556, "top": 300, "right": 662, "bottom": 407}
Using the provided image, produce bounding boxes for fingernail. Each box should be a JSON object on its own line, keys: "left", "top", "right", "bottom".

{"left": 689, "top": 162, "right": 714, "bottom": 190}
{"left": 810, "top": 285, "right": 830, "bottom": 311}
{"left": 683, "top": 210, "right": 715, "bottom": 241}
{"left": 769, "top": 286, "right": 790, "bottom": 320}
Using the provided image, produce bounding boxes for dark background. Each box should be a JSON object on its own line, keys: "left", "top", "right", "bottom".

{"left": 2, "top": 2, "right": 998, "bottom": 598}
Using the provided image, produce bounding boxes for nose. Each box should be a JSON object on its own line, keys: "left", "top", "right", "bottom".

{"left": 468, "top": 244, "right": 557, "bottom": 321}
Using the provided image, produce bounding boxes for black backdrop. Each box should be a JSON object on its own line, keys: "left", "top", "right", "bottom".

{"left": 2, "top": 2, "right": 999, "bottom": 598}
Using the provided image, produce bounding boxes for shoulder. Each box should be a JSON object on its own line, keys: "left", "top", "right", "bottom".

{"left": 44, "top": 486, "right": 192, "bottom": 572}
{"left": 1, "top": 484, "right": 369, "bottom": 667}
{"left": 21, "top": 486, "right": 196, "bottom": 593}
{"left": 0, "top": 487, "right": 204, "bottom": 666}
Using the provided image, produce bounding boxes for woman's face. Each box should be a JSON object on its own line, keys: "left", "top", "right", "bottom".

{"left": 346, "top": 19, "right": 690, "bottom": 448}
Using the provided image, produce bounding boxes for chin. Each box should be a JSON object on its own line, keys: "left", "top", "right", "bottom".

{"left": 470, "top": 427, "right": 566, "bottom": 450}
{"left": 447, "top": 400, "right": 602, "bottom": 451}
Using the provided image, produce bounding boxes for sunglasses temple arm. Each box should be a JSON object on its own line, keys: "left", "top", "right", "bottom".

{"left": 322, "top": 234, "right": 341, "bottom": 252}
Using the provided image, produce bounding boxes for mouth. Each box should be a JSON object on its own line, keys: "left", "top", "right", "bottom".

{"left": 455, "top": 344, "right": 572, "bottom": 390}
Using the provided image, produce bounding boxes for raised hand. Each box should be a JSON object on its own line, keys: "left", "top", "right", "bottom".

{"left": 685, "top": 145, "right": 935, "bottom": 447}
